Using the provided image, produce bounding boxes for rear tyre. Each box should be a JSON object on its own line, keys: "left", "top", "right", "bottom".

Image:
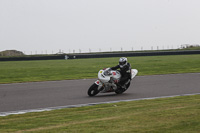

{"left": 88, "top": 83, "right": 99, "bottom": 96}
{"left": 115, "top": 82, "right": 130, "bottom": 94}
{"left": 125, "top": 82, "right": 130, "bottom": 90}
{"left": 115, "top": 88, "right": 123, "bottom": 94}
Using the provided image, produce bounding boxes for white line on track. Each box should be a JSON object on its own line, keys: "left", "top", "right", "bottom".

{"left": 0, "top": 93, "right": 200, "bottom": 117}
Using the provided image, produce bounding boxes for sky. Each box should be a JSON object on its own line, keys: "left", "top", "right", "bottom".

{"left": 1, "top": 0, "right": 200, "bottom": 54}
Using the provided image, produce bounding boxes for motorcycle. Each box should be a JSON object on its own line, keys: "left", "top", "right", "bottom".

{"left": 87, "top": 68, "right": 138, "bottom": 96}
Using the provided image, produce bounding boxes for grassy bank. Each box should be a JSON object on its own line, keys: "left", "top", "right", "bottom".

{"left": 0, "top": 95, "right": 199, "bottom": 132}
{"left": 0, "top": 54, "right": 200, "bottom": 83}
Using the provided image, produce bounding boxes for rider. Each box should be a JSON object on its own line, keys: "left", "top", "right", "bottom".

{"left": 110, "top": 57, "right": 131, "bottom": 89}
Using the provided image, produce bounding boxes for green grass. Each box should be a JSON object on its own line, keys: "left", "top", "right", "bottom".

{"left": 0, "top": 54, "right": 200, "bottom": 83}
{"left": 0, "top": 95, "right": 199, "bottom": 132}
{"left": 0, "top": 55, "right": 200, "bottom": 132}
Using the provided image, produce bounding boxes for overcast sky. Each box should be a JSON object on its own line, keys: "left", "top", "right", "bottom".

{"left": 1, "top": 0, "right": 200, "bottom": 54}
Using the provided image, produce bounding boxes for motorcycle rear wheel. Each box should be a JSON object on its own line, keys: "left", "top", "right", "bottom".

{"left": 115, "top": 82, "right": 130, "bottom": 94}
{"left": 88, "top": 83, "right": 99, "bottom": 96}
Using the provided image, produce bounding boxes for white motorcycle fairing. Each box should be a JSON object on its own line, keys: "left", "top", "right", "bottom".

{"left": 131, "top": 69, "right": 138, "bottom": 79}
{"left": 95, "top": 69, "right": 121, "bottom": 92}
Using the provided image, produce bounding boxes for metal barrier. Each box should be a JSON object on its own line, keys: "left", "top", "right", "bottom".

{"left": 0, "top": 55, "right": 64, "bottom": 61}
{"left": 67, "top": 50, "right": 200, "bottom": 59}
{"left": 0, "top": 50, "right": 200, "bottom": 61}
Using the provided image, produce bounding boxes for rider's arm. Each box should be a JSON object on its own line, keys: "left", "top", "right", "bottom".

{"left": 110, "top": 65, "right": 120, "bottom": 70}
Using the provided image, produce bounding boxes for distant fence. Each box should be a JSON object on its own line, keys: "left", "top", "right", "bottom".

{"left": 0, "top": 50, "right": 200, "bottom": 61}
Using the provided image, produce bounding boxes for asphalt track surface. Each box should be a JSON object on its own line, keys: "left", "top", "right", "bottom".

{"left": 0, "top": 73, "right": 200, "bottom": 113}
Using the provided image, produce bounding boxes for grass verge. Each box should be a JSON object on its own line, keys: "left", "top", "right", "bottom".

{"left": 0, "top": 54, "right": 200, "bottom": 84}
{"left": 0, "top": 95, "right": 199, "bottom": 132}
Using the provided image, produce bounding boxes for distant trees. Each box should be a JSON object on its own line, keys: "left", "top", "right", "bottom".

{"left": 0, "top": 50, "right": 25, "bottom": 56}
{"left": 180, "top": 44, "right": 200, "bottom": 49}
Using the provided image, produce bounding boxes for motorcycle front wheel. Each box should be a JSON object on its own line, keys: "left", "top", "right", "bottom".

{"left": 88, "top": 83, "right": 99, "bottom": 96}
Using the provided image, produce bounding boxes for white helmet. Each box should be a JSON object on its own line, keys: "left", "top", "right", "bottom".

{"left": 119, "top": 57, "right": 127, "bottom": 68}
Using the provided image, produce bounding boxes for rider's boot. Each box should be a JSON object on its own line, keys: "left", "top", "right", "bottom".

{"left": 121, "top": 84, "right": 127, "bottom": 91}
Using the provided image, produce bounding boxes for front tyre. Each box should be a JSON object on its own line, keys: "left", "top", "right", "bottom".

{"left": 88, "top": 83, "right": 99, "bottom": 96}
